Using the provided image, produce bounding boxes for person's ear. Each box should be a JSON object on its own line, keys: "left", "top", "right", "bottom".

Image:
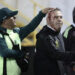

{"left": 2, "top": 19, "right": 7, "bottom": 25}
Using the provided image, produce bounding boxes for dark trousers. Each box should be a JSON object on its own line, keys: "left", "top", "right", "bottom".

{"left": 65, "top": 65, "right": 75, "bottom": 75}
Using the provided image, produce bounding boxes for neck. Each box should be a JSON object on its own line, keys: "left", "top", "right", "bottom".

{"left": 1, "top": 24, "right": 14, "bottom": 30}
{"left": 47, "top": 25, "right": 55, "bottom": 31}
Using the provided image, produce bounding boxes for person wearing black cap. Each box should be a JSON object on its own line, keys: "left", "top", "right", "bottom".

{"left": 63, "top": 7, "right": 75, "bottom": 75}
{"left": 0, "top": 7, "right": 50, "bottom": 75}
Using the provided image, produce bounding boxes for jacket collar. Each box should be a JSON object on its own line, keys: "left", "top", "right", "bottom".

{"left": 72, "top": 23, "right": 75, "bottom": 27}
{"left": 43, "top": 25, "right": 60, "bottom": 36}
{"left": 47, "top": 25, "right": 55, "bottom": 31}
{"left": 0, "top": 26, "right": 7, "bottom": 32}
{"left": 0, "top": 26, "right": 15, "bottom": 35}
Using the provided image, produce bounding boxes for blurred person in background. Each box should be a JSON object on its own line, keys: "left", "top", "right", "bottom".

{"left": 0, "top": 7, "right": 50, "bottom": 75}
{"left": 63, "top": 7, "right": 75, "bottom": 75}
{"left": 34, "top": 8, "right": 75, "bottom": 75}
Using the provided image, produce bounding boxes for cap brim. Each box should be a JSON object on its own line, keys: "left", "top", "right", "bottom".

{"left": 8, "top": 11, "right": 18, "bottom": 17}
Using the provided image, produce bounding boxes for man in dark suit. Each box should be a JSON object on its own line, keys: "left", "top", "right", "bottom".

{"left": 63, "top": 7, "right": 75, "bottom": 75}
{"left": 34, "top": 8, "right": 75, "bottom": 75}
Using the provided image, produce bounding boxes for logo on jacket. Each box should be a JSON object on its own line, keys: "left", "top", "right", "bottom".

{"left": 55, "top": 40, "right": 59, "bottom": 48}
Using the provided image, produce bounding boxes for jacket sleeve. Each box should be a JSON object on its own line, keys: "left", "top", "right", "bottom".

{"left": 37, "top": 36, "right": 75, "bottom": 61}
{"left": 19, "top": 11, "right": 46, "bottom": 40}
{"left": 0, "top": 38, "right": 24, "bottom": 59}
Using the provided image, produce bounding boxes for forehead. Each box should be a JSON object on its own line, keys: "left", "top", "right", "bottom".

{"left": 54, "top": 10, "right": 62, "bottom": 16}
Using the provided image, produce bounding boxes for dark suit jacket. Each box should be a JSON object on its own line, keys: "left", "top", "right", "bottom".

{"left": 63, "top": 25, "right": 75, "bottom": 75}
{"left": 34, "top": 25, "right": 75, "bottom": 75}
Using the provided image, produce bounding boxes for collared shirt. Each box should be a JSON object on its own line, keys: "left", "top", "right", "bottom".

{"left": 47, "top": 25, "right": 55, "bottom": 31}
{"left": 72, "top": 23, "right": 75, "bottom": 27}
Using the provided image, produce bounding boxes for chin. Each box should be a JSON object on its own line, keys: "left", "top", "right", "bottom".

{"left": 56, "top": 27, "right": 61, "bottom": 32}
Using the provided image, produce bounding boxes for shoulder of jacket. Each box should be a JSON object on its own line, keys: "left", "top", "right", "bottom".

{"left": 63, "top": 26, "right": 72, "bottom": 38}
{"left": 37, "top": 30, "right": 48, "bottom": 38}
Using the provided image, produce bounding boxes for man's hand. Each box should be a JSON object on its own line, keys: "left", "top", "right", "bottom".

{"left": 41, "top": 8, "right": 55, "bottom": 14}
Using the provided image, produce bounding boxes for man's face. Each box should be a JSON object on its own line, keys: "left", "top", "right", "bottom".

{"left": 2, "top": 16, "right": 16, "bottom": 29}
{"left": 47, "top": 10, "right": 63, "bottom": 31}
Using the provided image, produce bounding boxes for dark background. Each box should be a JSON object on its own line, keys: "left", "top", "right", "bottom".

{"left": 21, "top": 46, "right": 35, "bottom": 75}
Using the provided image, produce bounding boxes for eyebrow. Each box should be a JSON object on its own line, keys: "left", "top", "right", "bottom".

{"left": 54, "top": 16, "right": 63, "bottom": 18}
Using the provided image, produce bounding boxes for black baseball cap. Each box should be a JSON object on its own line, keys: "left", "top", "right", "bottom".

{"left": 0, "top": 7, "right": 18, "bottom": 23}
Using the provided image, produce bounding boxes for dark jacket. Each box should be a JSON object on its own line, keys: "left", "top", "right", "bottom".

{"left": 63, "top": 25, "right": 75, "bottom": 75}
{"left": 63, "top": 25, "right": 75, "bottom": 52}
{"left": 34, "top": 25, "right": 75, "bottom": 75}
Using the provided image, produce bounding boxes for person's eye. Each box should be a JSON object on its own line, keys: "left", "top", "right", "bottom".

{"left": 54, "top": 16, "right": 63, "bottom": 19}
{"left": 54, "top": 16, "right": 58, "bottom": 19}
{"left": 60, "top": 16, "right": 62, "bottom": 19}
{"left": 13, "top": 16, "right": 16, "bottom": 19}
